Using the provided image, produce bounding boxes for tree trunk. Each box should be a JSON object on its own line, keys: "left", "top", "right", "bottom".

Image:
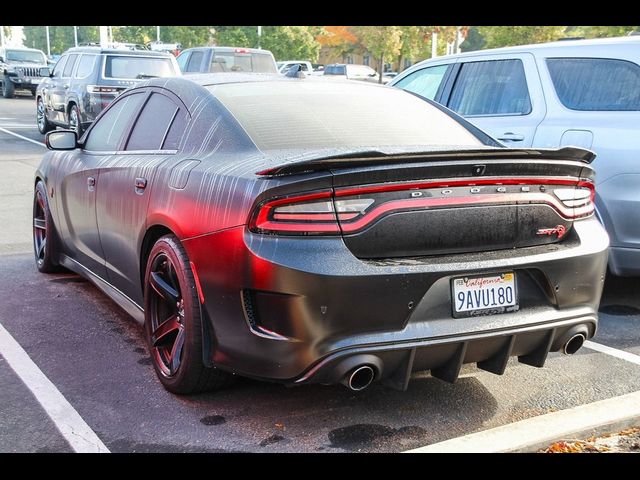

{"left": 397, "top": 53, "right": 403, "bottom": 73}
{"left": 378, "top": 53, "right": 384, "bottom": 84}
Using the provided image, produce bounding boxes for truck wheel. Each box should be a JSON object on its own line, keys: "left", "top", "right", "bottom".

{"left": 2, "top": 80, "right": 15, "bottom": 98}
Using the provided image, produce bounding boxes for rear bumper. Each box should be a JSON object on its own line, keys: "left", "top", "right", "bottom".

{"left": 182, "top": 217, "right": 609, "bottom": 386}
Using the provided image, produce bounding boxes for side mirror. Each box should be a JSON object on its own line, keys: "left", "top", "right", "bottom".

{"left": 0, "top": 56, "right": 4, "bottom": 63}
{"left": 45, "top": 130, "right": 77, "bottom": 150}
{"left": 368, "top": 72, "right": 377, "bottom": 77}
{"left": 39, "top": 67, "right": 51, "bottom": 77}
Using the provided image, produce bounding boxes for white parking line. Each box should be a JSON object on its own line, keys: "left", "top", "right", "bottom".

{"left": 0, "top": 322, "right": 110, "bottom": 453}
{"left": 0, "top": 126, "right": 45, "bottom": 147}
{"left": 584, "top": 340, "right": 640, "bottom": 366}
{"left": 404, "top": 389, "right": 640, "bottom": 453}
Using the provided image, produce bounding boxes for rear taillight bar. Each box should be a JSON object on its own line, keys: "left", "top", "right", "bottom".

{"left": 249, "top": 177, "right": 595, "bottom": 236}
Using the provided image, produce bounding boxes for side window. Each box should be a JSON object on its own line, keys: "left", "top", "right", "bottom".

{"left": 84, "top": 93, "right": 145, "bottom": 152}
{"left": 394, "top": 64, "right": 450, "bottom": 101}
{"left": 176, "top": 51, "right": 190, "bottom": 71}
{"left": 186, "top": 50, "right": 204, "bottom": 72}
{"left": 448, "top": 59, "right": 532, "bottom": 116}
{"left": 62, "top": 54, "right": 78, "bottom": 78}
{"left": 162, "top": 109, "right": 188, "bottom": 150}
{"left": 75, "top": 54, "right": 96, "bottom": 79}
{"left": 126, "top": 92, "right": 180, "bottom": 151}
{"left": 52, "top": 55, "right": 67, "bottom": 78}
{"left": 547, "top": 58, "right": 640, "bottom": 111}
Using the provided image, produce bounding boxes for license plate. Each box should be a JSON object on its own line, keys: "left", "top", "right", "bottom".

{"left": 451, "top": 272, "right": 519, "bottom": 318}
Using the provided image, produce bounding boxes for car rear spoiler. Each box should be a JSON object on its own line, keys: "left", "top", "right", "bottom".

{"left": 256, "top": 147, "right": 596, "bottom": 177}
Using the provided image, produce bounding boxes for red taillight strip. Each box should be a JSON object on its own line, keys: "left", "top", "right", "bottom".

{"left": 339, "top": 192, "right": 592, "bottom": 234}
{"left": 272, "top": 212, "right": 359, "bottom": 221}
{"left": 335, "top": 177, "right": 588, "bottom": 197}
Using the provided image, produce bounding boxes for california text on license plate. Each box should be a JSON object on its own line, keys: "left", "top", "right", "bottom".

{"left": 451, "top": 273, "right": 519, "bottom": 318}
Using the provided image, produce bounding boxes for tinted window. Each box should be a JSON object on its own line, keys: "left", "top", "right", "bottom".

{"left": 104, "top": 55, "right": 174, "bottom": 79}
{"left": 547, "top": 58, "right": 640, "bottom": 111}
{"left": 176, "top": 51, "right": 190, "bottom": 71}
{"left": 394, "top": 64, "right": 449, "bottom": 101}
{"left": 209, "top": 52, "right": 276, "bottom": 73}
{"left": 448, "top": 60, "right": 531, "bottom": 116}
{"left": 84, "top": 93, "right": 145, "bottom": 151}
{"left": 52, "top": 56, "right": 67, "bottom": 78}
{"left": 6, "top": 50, "right": 46, "bottom": 63}
{"left": 186, "top": 51, "right": 203, "bottom": 72}
{"left": 126, "top": 93, "right": 179, "bottom": 151}
{"left": 75, "top": 54, "right": 96, "bottom": 78}
{"left": 62, "top": 54, "right": 78, "bottom": 77}
{"left": 211, "top": 81, "right": 484, "bottom": 150}
{"left": 162, "top": 109, "right": 187, "bottom": 150}
{"left": 325, "top": 65, "right": 346, "bottom": 75}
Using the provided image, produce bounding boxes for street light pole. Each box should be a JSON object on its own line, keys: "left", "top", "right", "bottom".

{"left": 257, "top": 26, "right": 262, "bottom": 49}
{"left": 73, "top": 26, "right": 78, "bottom": 47}
{"left": 45, "top": 26, "right": 51, "bottom": 56}
{"left": 156, "top": 26, "right": 160, "bottom": 43}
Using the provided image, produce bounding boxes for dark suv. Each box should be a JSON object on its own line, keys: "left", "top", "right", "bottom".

{"left": 36, "top": 47, "right": 180, "bottom": 135}
{"left": 0, "top": 47, "right": 49, "bottom": 98}
{"left": 176, "top": 46, "right": 277, "bottom": 74}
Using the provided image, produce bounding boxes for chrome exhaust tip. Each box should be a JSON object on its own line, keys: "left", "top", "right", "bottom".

{"left": 563, "top": 333, "right": 586, "bottom": 355}
{"left": 341, "top": 365, "right": 375, "bottom": 391}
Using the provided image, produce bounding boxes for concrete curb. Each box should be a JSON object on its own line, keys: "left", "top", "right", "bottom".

{"left": 404, "top": 390, "right": 640, "bottom": 453}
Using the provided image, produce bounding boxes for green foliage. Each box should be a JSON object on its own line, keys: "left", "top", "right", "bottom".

{"left": 214, "top": 26, "right": 258, "bottom": 49}
{"left": 23, "top": 26, "right": 99, "bottom": 54}
{"left": 573, "top": 26, "right": 640, "bottom": 38}
{"left": 354, "top": 26, "right": 402, "bottom": 79}
{"left": 2, "top": 26, "right": 11, "bottom": 42}
{"left": 261, "top": 26, "right": 320, "bottom": 61}
{"left": 477, "top": 26, "right": 567, "bottom": 49}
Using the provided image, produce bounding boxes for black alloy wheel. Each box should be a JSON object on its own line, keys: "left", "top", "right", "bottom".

{"left": 68, "top": 104, "right": 82, "bottom": 137}
{"left": 33, "top": 181, "right": 61, "bottom": 273}
{"left": 144, "top": 235, "right": 233, "bottom": 394}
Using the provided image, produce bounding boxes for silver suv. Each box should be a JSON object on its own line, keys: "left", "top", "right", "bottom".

{"left": 390, "top": 36, "right": 640, "bottom": 276}
{"left": 0, "top": 47, "right": 49, "bottom": 98}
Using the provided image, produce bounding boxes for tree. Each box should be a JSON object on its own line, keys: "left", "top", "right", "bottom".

{"left": 260, "top": 26, "right": 321, "bottom": 62}
{"left": 2, "top": 26, "right": 11, "bottom": 45}
{"left": 214, "top": 26, "right": 258, "bottom": 48}
{"left": 354, "top": 26, "right": 402, "bottom": 82}
{"left": 574, "top": 26, "right": 640, "bottom": 38}
{"left": 478, "top": 26, "right": 567, "bottom": 49}
{"left": 317, "top": 26, "right": 359, "bottom": 60}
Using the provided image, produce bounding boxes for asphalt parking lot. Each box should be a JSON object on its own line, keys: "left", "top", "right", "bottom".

{"left": 1, "top": 94, "right": 640, "bottom": 453}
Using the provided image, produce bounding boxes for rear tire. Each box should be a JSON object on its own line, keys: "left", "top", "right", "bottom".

{"left": 143, "top": 234, "right": 234, "bottom": 394}
{"left": 2, "top": 79, "right": 15, "bottom": 98}
{"left": 68, "top": 104, "right": 83, "bottom": 138}
{"left": 33, "top": 181, "right": 63, "bottom": 273}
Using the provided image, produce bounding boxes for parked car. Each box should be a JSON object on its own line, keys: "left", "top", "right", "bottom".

{"left": 277, "top": 60, "right": 314, "bottom": 76}
{"left": 34, "top": 74, "right": 608, "bottom": 394}
{"left": 0, "top": 47, "right": 49, "bottom": 98}
{"left": 36, "top": 46, "right": 180, "bottom": 136}
{"left": 390, "top": 36, "right": 640, "bottom": 276}
{"left": 176, "top": 47, "right": 277, "bottom": 74}
{"left": 323, "top": 63, "right": 387, "bottom": 83}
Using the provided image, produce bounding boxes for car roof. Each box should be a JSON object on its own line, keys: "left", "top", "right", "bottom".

{"left": 422, "top": 35, "right": 640, "bottom": 61}
{"left": 2, "top": 46, "right": 44, "bottom": 52}
{"left": 64, "top": 47, "right": 173, "bottom": 57}
{"left": 181, "top": 46, "right": 273, "bottom": 54}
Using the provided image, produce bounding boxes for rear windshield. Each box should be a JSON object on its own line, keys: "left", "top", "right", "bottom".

{"left": 6, "top": 50, "right": 46, "bottom": 64}
{"left": 103, "top": 55, "right": 175, "bottom": 79}
{"left": 210, "top": 81, "right": 484, "bottom": 151}
{"left": 210, "top": 52, "right": 276, "bottom": 73}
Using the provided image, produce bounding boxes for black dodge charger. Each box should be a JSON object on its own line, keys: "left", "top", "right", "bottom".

{"left": 33, "top": 74, "right": 609, "bottom": 394}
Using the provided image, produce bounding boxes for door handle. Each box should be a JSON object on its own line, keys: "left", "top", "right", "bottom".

{"left": 135, "top": 177, "right": 147, "bottom": 194}
{"left": 497, "top": 132, "right": 525, "bottom": 142}
{"left": 87, "top": 176, "right": 95, "bottom": 192}
{"left": 63, "top": 84, "right": 69, "bottom": 89}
